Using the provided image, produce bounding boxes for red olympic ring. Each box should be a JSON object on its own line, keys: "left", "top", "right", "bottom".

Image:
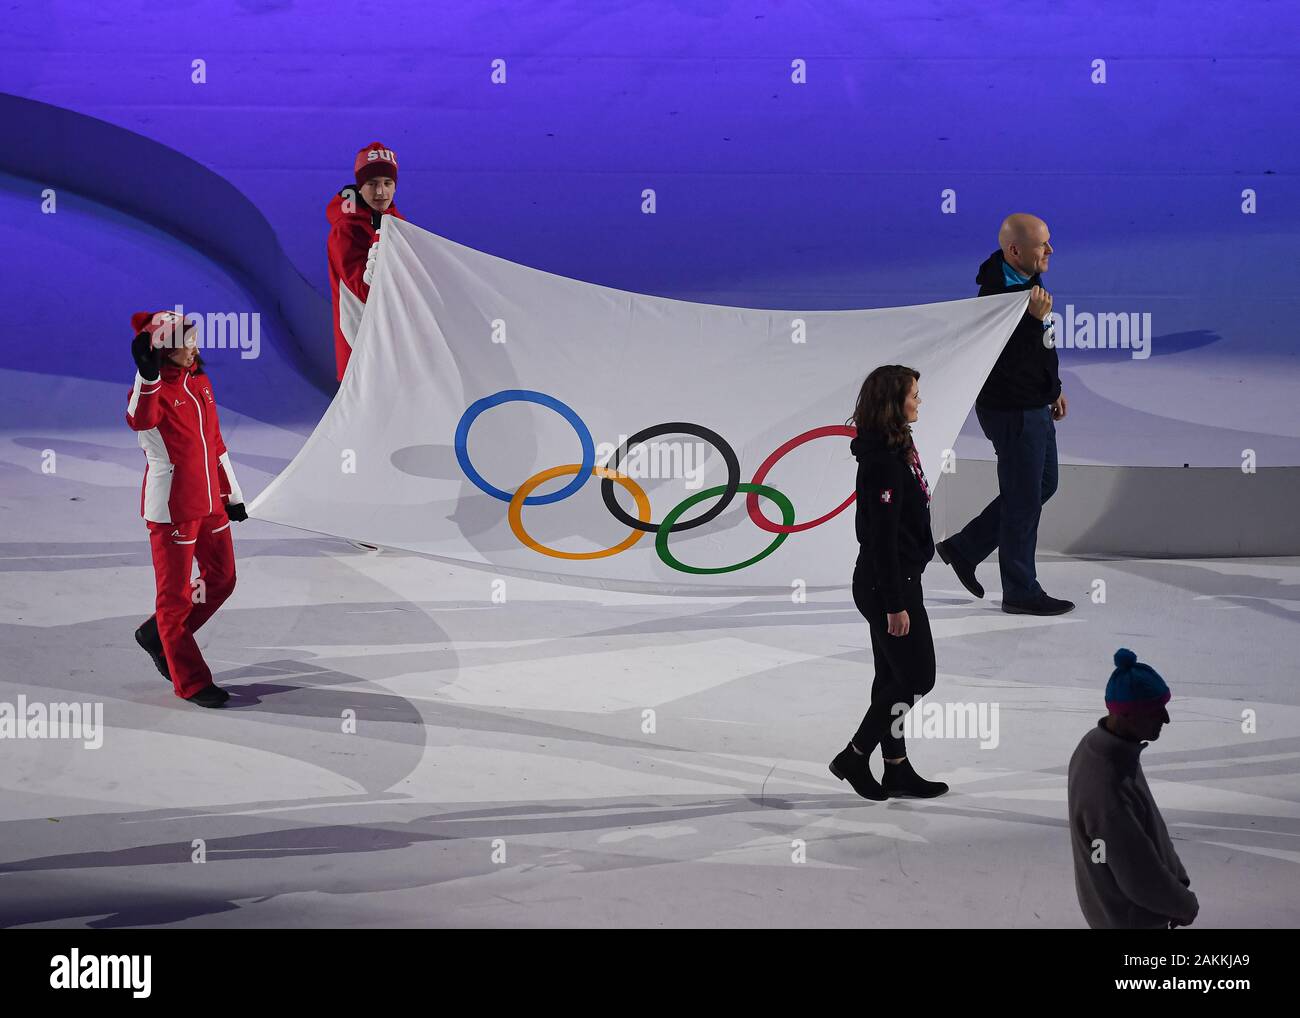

{"left": 746, "top": 424, "right": 858, "bottom": 534}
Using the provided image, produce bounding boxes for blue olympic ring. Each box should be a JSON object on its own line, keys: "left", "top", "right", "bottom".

{"left": 454, "top": 390, "right": 596, "bottom": 505}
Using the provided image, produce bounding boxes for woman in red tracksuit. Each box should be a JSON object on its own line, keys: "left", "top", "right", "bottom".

{"left": 327, "top": 141, "right": 406, "bottom": 382}
{"left": 126, "top": 310, "right": 246, "bottom": 707}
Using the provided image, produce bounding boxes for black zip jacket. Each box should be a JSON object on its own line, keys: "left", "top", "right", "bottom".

{"left": 852, "top": 431, "right": 935, "bottom": 614}
{"left": 975, "top": 250, "right": 1063, "bottom": 410}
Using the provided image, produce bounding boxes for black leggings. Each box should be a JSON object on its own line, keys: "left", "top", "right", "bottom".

{"left": 851, "top": 567, "right": 937, "bottom": 759}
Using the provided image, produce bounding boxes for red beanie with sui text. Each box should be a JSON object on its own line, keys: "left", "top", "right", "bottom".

{"left": 354, "top": 142, "right": 398, "bottom": 186}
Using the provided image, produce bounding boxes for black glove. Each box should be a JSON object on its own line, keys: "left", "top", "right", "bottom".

{"left": 225, "top": 502, "right": 248, "bottom": 522}
{"left": 131, "top": 331, "right": 162, "bottom": 381}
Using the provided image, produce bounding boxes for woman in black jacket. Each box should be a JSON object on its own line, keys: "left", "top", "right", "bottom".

{"left": 829, "top": 365, "right": 949, "bottom": 800}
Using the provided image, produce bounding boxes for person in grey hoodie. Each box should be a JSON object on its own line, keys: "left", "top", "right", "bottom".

{"left": 1067, "top": 648, "right": 1198, "bottom": 929}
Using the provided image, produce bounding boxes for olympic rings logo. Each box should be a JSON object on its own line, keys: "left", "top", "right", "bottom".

{"left": 454, "top": 389, "right": 857, "bottom": 574}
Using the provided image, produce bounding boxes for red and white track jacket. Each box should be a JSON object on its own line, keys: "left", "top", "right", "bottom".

{"left": 326, "top": 186, "right": 405, "bottom": 382}
{"left": 125, "top": 362, "right": 243, "bottom": 524}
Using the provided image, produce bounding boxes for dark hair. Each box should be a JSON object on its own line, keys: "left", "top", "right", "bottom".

{"left": 847, "top": 364, "right": 919, "bottom": 453}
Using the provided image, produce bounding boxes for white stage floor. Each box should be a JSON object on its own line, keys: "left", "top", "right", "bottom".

{"left": 3, "top": 6, "right": 1298, "bottom": 931}
{"left": 1, "top": 403, "right": 1297, "bottom": 927}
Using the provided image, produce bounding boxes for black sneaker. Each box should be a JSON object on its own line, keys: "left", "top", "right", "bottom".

{"left": 185, "top": 684, "right": 230, "bottom": 708}
{"left": 936, "top": 539, "right": 984, "bottom": 599}
{"left": 829, "top": 743, "right": 887, "bottom": 801}
{"left": 134, "top": 617, "right": 171, "bottom": 683}
{"left": 883, "top": 757, "right": 949, "bottom": 798}
{"left": 1002, "top": 592, "right": 1075, "bottom": 616}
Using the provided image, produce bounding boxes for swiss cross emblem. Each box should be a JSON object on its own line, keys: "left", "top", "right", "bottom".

{"left": 879, "top": 489, "right": 893, "bottom": 504}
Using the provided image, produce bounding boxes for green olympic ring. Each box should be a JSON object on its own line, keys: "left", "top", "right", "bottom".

{"left": 655, "top": 482, "right": 795, "bottom": 575}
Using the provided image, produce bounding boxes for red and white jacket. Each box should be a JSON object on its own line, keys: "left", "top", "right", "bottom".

{"left": 326, "top": 186, "right": 405, "bottom": 382}
{"left": 125, "top": 362, "right": 243, "bottom": 524}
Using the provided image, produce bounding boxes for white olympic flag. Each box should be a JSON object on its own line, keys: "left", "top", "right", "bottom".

{"left": 250, "top": 217, "right": 1028, "bottom": 589}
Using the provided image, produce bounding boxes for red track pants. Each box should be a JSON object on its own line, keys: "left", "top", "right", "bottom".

{"left": 147, "top": 511, "right": 237, "bottom": 698}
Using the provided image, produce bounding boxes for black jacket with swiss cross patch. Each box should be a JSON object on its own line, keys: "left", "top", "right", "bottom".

{"left": 852, "top": 430, "right": 934, "bottom": 613}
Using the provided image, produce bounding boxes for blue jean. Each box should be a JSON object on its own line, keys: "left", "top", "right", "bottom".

{"left": 948, "top": 405, "right": 1058, "bottom": 603}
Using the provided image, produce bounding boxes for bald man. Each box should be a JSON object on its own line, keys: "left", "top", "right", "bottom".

{"left": 936, "top": 214, "right": 1074, "bottom": 615}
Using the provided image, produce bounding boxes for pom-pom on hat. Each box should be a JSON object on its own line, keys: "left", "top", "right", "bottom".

{"left": 354, "top": 142, "right": 398, "bottom": 186}
{"left": 1104, "top": 648, "right": 1171, "bottom": 715}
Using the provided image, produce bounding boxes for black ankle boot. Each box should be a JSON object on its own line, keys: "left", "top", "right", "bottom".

{"left": 829, "top": 743, "right": 887, "bottom": 801}
{"left": 185, "top": 684, "right": 230, "bottom": 708}
{"left": 134, "top": 617, "right": 171, "bottom": 682}
{"left": 882, "top": 757, "right": 949, "bottom": 798}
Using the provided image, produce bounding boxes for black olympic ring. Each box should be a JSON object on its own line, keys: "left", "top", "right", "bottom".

{"left": 599, "top": 422, "right": 741, "bottom": 534}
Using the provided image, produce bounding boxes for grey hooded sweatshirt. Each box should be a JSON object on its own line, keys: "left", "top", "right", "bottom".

{"left": 1067, "top": 718, "right": 1199, "bottom": 929}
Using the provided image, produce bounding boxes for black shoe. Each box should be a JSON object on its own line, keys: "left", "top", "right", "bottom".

{"left": 882, "top": 757, "right": 949, "bottom": 798}
{"left": 185, "top": 684, "right": 230, "bottom": 708}
{"left": 134, "top": 617, "right": 171, "bottom": 683}
{"left": 936, "top": 539, "right": 984, "bottom": 599}
{"left": 1002, "top": 592, "right": 1075, "bottom": 616}
{"left": 829, "top": 743, "right": 887, "bottom": 801}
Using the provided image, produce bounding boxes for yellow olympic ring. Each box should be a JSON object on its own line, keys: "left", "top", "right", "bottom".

{"left": 508, "top": 464, "right": 651, "bottom": 560}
